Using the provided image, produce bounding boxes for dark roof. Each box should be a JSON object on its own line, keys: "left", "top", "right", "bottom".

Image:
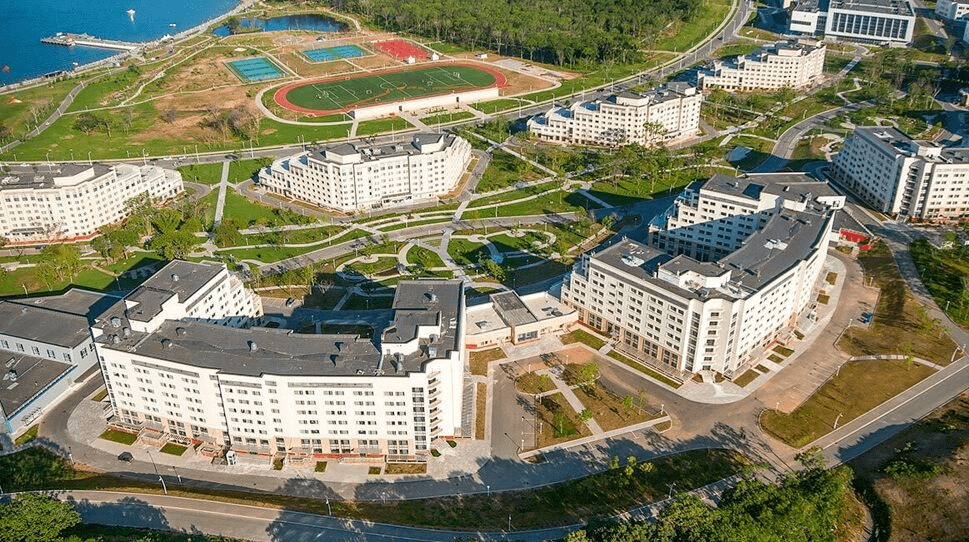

{"left": 0, "top": 353, "right": 73, "bottom": 417}
{"left": 139, "top": 260, "right": 223, "bottom": 304}
{"left": 7, "top": 288, "right": 118, "bottom": 324}
{"left": 0, "top": 301, "right": 92, "bottom": 348}
{"left": 491, "top": 290, "right": 538, "bottom": 327}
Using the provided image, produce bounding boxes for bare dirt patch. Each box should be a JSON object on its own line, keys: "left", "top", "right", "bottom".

{"left": 279, "top": 54, "right": 360, "bottom": 78}
{"left": 851, "top": 391, "right": 969, "bottom": 542}
{"left": 495, "top": 67, "right": 555, "bottom": 96}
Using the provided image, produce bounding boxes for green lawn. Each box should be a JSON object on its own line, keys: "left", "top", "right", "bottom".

{"left": 420, "top": 111, "right": 476, "bottom": 125}
{"left": 607, "top": 350, "right": 683, "bottom": 388}
{"left": 0, "top": 266, "right": 116, "bottom": 297}
{"left": 356, "top": 117, "right": 414, "bottom": 137}
{"left": 761, "top": 359, "right": 936, "bottom": 448}
{"left": 448, "top": 238, "right": 490, "bottom": 266}
{"left": 561, "top": 329, "right": 606, "bottom": 350}
{"left": 160, "top": 443, "right": 188, "bottom": 456}
{"left": 99, "top": 429, "right": 137, "bottom": 445}
{"left": 227, "top": 158, "right": 271, "bottom": 183}
{"left": 476, "top": 148, "right": 544, "bottom": 192}
{"left": 406, "top": 246, "right": 446, "bottom": 269}
{"left": 909, "top": 239, "right": 969, "bottom": 328}
{"left": 468, "top": 181, "right": 556, "bottom": 208}
{"left": 177, "top": 162, "right": 224, "bottom": 185}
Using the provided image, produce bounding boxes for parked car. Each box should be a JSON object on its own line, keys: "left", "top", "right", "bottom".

{"left": 117, "top": 451, "right": 133, "bottom": 462}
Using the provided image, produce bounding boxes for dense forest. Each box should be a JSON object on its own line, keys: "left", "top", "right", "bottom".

{"left": 320, "top": 0, "right": 702, "bottom": 66}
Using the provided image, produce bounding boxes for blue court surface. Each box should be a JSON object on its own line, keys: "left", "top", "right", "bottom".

{"left": 227, "top": 57, "right": 285, "bottom": 82}
{"left": 301, "top": 44, "right": 368, "bottom": 63}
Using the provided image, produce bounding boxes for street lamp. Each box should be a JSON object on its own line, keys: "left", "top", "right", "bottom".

{"left": 146, "top": 450, "right": 168, "bottom": 495}
{"left": 833, "top": 412, "right": 844, "bottom": 430}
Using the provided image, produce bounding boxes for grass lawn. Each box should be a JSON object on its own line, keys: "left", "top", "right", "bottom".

{"left": 385, "top": 463, "right": 427, "bottom": 475}
{"left": 448, "top": 238, "right": 490, "bottom": 267}
{"left": 356, "top": 117, "right": 414, "bottom": 137}
{"left": 14, "top": 425, "right": 38, "bottom": 446}
{"left": 405, "top": 246, "right": 445, "bottom": 269}
{"left": 732, "top": 369, "right": 760, "bottom": 388}
{"left": 315, "top": 461, "right": 327, "bottom": 472}
{"left": 92, "top": 389, "right": 109, "bottom": 402}
{"left": 0, "top": 265, "right": 116, "bottom": 297}
{"left": 909, "top": 239, "right": 969, "bottom": 328}
{"left": 227, "top": 157, "right": 271, "bottom": 183}
{"left": 160, "top": 443, "right": 188, "bottom": 456}
{"left": 100, "top": 429, "right": 137, "bottom": 445}
{"left": 420, "top": 111, "right": 476, "bottom": 125}
{"left": 368, "top": 466, "right": 382, "bottom": 475}
{"left": 517, "top": 371, "right": 555, "bottom": 394}
{"left": 489, "top": 232, "right": 548, "bottom": 253}
{"left": 505, "top": 260, "right": 570, "bottom": 288}
{"left": 345, "top": 257, "right": 398, "bottom": 276}
{"left": 560, "top": 329, "right": 605, "bottom": 350}
{"left": 761, "top": 359, "right": 936, "bottom": 448}
{"left": 774, "top": 346, "right": 794, "bottom": 357}
{"left": 607, "top": 350, "right": 683, "bottom": 389}
{"left": 476, "top": 148, "right": 543, "bottom": 192}
{"left": 178, "top": 162, "right": 224, "bottom": 185}
{"left": 535, "top": 392, "right": 590, "bottom": 448}
{"left": 468, "top": 181, "right": 556, "bottom": 208}
{"left": 0, "top": 446, "right": 745, "bottom": 530}
{"left": 837, "top": 242, "right": 958, "bottom": 364}
{"left": 826, "top": 272, "right": 838, "bottom": 285}
{"left": 221, "top": 189, "right": 282, "bottom": 225}
{"left": 469, "top": 348, "right": 506, "bottom": 376}
{"left": 572, "top": 384, "right": 657, "bottom": 432}
{"left": 475, "top": 382, "right": 487, "bottom": 440}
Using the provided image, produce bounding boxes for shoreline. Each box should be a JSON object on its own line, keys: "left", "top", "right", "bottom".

{"left": 0, "top": 0, "right": 250, "bottom": 93}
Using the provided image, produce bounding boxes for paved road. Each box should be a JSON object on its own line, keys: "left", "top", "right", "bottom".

{"left": 1, "top": 79, "right": 92, "bottom": 155}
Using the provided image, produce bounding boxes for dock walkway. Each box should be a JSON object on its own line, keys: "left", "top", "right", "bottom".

{"left": 41, "top": 33, "right": 142, "bottom": 52}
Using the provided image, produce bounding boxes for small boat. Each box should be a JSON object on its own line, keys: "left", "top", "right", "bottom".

{"left": 170, "top": 23, "right": 177, "bottom": 27}
{"left": 127, "top": 9, "right": 136, "bottom": 20}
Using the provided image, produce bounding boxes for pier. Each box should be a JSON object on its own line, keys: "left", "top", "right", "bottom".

{"left": 41, "top": 33, "right": 142, "bottom": 52}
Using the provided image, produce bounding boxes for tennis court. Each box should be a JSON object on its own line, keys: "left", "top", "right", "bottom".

{"left": 227, "top": 57, "right": 285, "bottom": 83}
{"left": 373, "top": 39, "right": 429, "bottom": 61}
{"left": 274, "top": 63, "right": 505, "bottom": 115}
{"left": 302, "top": 44, "right": 369, "bottom": 63}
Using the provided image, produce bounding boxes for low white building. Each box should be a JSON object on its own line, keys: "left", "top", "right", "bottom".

{"left": 95, "top": 263, "right": 465, "bottom": 461}
{"left": 526, "top": 83, "right": 702, "bottom": 147}
{"left": 258, "top": 133, "right": 471, "bottom": 212}
{"left": 698, "top": 39, "right": 826, "bottom": 91}
{"left": 465, "top": 290, "right": 577, "bottom": 350}
{"left": 0, "top": 163, "right": 183, "bottom": 244}
{"left": 561, "top": 173, "right": 844, "bottom": 379}
{"left": 833, "top": 126, "right": 969, "bottom": 221}
{"left": 0, "top": 289, "right": 116, "bottom": 440}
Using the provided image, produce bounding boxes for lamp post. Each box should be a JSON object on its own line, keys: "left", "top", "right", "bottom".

{"left": 172, "top": 465, "right": 181, "bottom": 484}
{"left": 146, "top": 450, "right": 168, "bottom": 495}
{"left": 88, "top": 151, "right": 92, "bottom": 165}
{"left": 833, "top": 412, "right": 843, "bottom": 430}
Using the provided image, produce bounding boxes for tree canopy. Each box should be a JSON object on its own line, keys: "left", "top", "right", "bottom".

{"left": 322, "top": 0, "right": 701, "bottom": 65}
{"left": 0, "top": 493, "right": 80, "bottom": 542}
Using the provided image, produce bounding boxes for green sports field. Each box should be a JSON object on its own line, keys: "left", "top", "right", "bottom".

{"left": 276, "top": 64, "right": 501, "bottom": 114}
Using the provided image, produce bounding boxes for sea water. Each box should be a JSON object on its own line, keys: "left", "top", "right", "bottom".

{"left": 0, "top": 0, "right": 240, "bottom": 85}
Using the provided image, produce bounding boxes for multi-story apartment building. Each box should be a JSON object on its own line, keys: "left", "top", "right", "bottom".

{"left": 698, "top": 40, "right": 826, "bottom": 91}
{"left": 789, "top": 0, "right": 915, "bottom": 45}
{"left": 258, "top": 133, "right": 471, "bottom": 212}
{"left": 832, "top": 127, "right": 969, "bottom": 221}
{"left": 561, "top": 174, "right": 844, "bottom": 379}
{"left": 936, "top": 0, "right": 969, "bottom": 20}
{"left": 0, "top": 289, "right": 114, "bottom": 439}
{"left": 0, "top": 163, "right": 183, "bottom": 243}
{"left": 648, "top": 173, "right": 845, "bottom": 261}
{"left": 526, "top": 83, "right": 702, "bottom": 146}
{"left": 95, "top": 264, "right": 465, "bottom": 461}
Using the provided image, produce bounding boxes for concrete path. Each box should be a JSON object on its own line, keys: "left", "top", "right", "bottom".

{"left": 212, "top": 161, "right": 230, "bottom": 229}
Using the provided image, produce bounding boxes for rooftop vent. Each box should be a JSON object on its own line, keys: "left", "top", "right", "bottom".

{"left": 111, "top": 335, "right": 120, "bottom": 345}
{"left": 122, "top": 327, "right": 131, "bottom": 338}
{"left": 425, "top": 292, "right": 438, "bottom": 303}
{"left": 5, "top": 358, "right": 16, "bottom": 368}
{"left": 161, "top": 339, "right": 172, "bottom": 349}
{"left": 621, "top": 254, "right": 645, "bottom": 267}
{"left": 248, "top": 341, "right": 258, "bottom": 352}
{"left": 171, "top": 273, "right": 179, "bottom": 282}
{"left": 175, "top": 327, "right": 186, "bottom": 336}
{"left": 427, "top": 346, "right": 439, "bottom": 358}
{"left": 4, "top": 369, "right": 17, "bottom": 382}
{"left": 110, "top": 316, "right": 121, "bottom": 328}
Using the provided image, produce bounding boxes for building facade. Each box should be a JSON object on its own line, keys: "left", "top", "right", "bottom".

{"left": 0, "top": 163, "right": 183, "bottom": 243}
{"left": 935, "top": 0, "right": 969, "bottom": 20}
{"left": 561, "top": 174, "right": 844, "bottom": 379}
{"left": 526, "top": 83, "right": 702, "bottom": 146}
{"left": 465, "top": 290, "right": 577, "bottom": 350}
{"left": 789, "top": 0, "right": 915, "bottom": 45}
{"left": 832, "top": 126, "right": 969, "bottom": 220}
{"left": 698, "top": 40, "right": 826, "bottom": 91}
{"left": 258, "top": 133, "right": 471, "bottom": 212}
{"left": 0, "top": 289, "right": 114, "bottom": 440}
{"left": 95, "top": 264, "right": 465, "bottom": 461}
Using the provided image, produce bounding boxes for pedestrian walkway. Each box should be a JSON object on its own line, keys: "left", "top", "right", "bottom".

{"left": 212, "top": 161, "right": 230, "bottom": 229}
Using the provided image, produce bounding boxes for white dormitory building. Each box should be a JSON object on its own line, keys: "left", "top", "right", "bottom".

{"left": 465, "top": 290, "right": 577, "bottom": 350}
{"left": 937, "top": 0, "right": 969, "bottom": 21}
{"left": 95, "top": 260, "right": 465, "bottom": 461}
{"left": 258, "top": 133, "right": 471, "bottom": 212}
{"left": 560, "top": 173, "right": 845, "bottom": 380}
{"left": 698, "top": 39, "right": 826, "bottom": 92}
{"left": 0, "top": 289, "right": 116, "bottom": 441}
{"left": 526, "top": 83, "right": 702, "bottom": 147}
{"left": 789, "top": 0, "right": 915, "bottom": 46}
{"left": 832, "top": 127, "right": 969, "bottom": 221}
{"left": 0, "top": 163, "right": 183, "bottom": 244}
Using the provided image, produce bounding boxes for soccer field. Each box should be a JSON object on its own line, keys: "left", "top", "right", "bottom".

{"left": 276, "top": 64, "right": 502, "bottom": 114}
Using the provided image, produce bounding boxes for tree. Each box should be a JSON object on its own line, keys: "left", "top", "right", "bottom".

{"left": 0, "top": 493, "right": 80, "bottom": 542}
{"left": 37, "top": 244, "right": 82, "bottom": 282}
{"left": 579, "top": 408, "right": 593, "bottom": 422}
{"left": 577, "top": 363, "right": 599, "bottom": 388}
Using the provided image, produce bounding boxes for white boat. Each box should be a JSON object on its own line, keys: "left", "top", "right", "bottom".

{"left": 127, "top": 9, "right": 136, "bottom": 20}
{"left": 169, "top": 23, "right": 177, "bottom": 27}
